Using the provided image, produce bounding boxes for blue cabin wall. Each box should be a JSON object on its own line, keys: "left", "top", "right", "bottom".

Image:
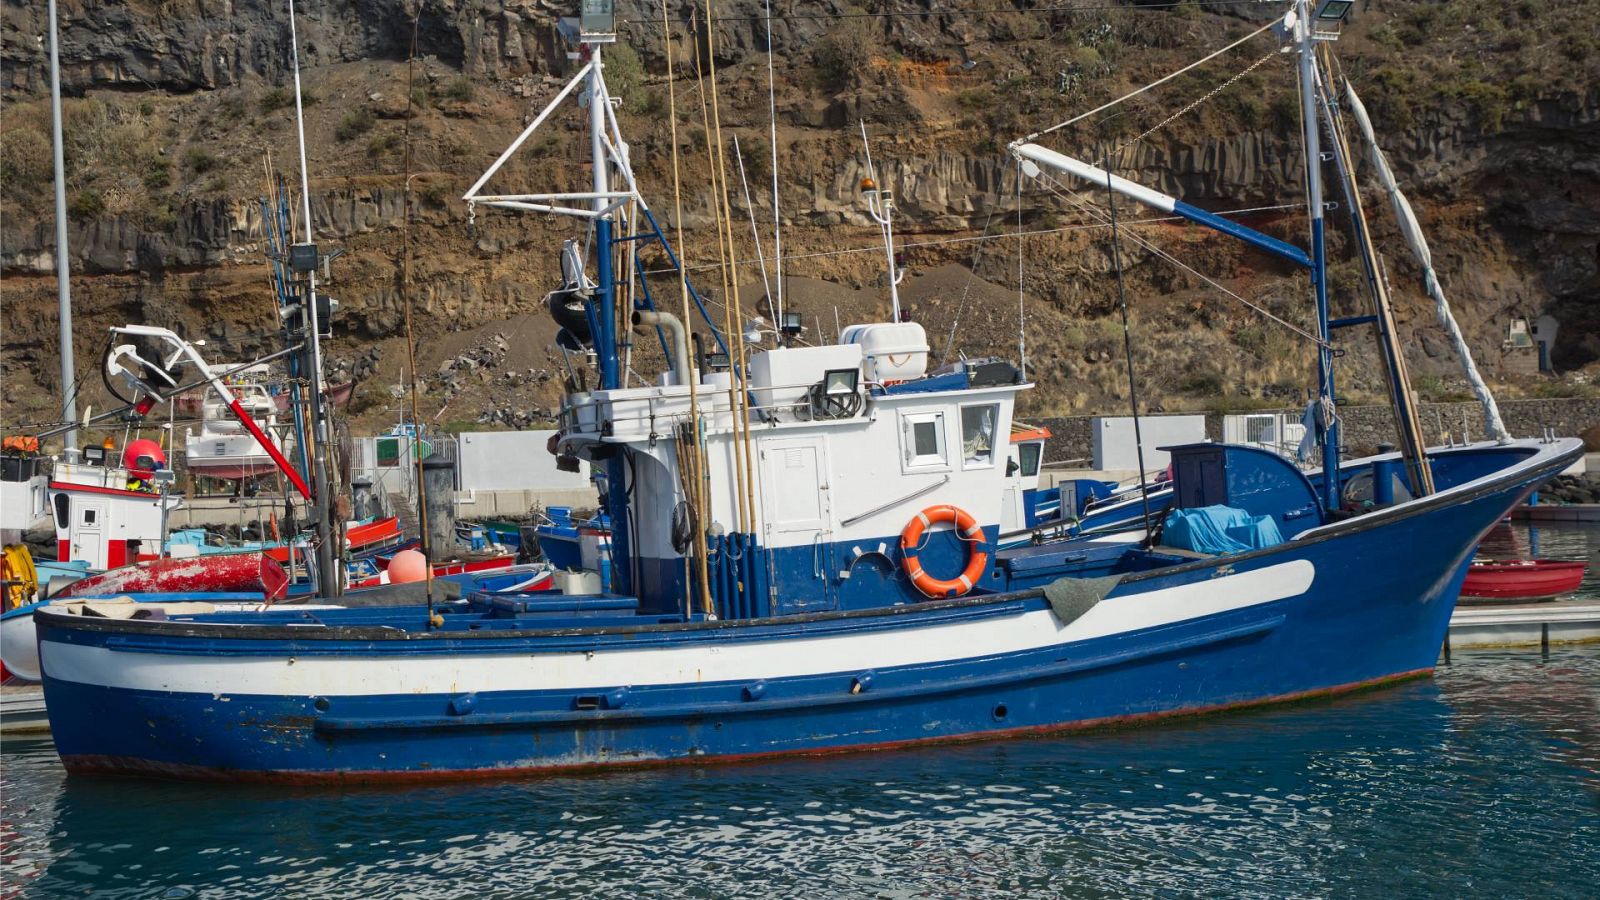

{"left": 1167, "top": 443, "right": 1323, "bottom": 534}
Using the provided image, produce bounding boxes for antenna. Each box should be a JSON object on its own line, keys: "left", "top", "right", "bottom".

{"left": 763, "top": 0, "right": 784, "bottom": 326}
{"left": 858, "top": 121, "right": 904, "bottom": 321}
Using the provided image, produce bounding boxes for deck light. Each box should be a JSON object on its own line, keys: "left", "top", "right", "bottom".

{"left": 1314, "top": 0, "right": 1353, "bottom": 24}
{"left": 579, "top": 0, "right": 616, "bottom": 43}
{"left": 823, "top": 368, "right": 859, "bottom": 396}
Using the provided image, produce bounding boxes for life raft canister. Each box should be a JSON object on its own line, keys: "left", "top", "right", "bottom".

{"left": 900, "top": 504, "right": 989, "bottom": 598}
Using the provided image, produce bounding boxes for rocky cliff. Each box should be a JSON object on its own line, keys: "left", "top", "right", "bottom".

{"left": 3, "top": 0, "right": 1597, "bottom": 435}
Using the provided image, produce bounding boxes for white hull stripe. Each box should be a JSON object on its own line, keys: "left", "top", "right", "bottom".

{"left": 42, "top": 561, "right": 1314, "bottom": 696}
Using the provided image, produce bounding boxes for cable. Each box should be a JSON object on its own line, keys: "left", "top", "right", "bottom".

{"left": 637, "top": 202, "right": 1304, "bottom": 281}
{"left": 1035, "top": 171, "right": 1328, "bottom": 347}
{"left": 1023, "top": 16, "right": 1279, "bottom": 140}
{"left": 620, "top": 0, "right": 1273, "bottom": 28}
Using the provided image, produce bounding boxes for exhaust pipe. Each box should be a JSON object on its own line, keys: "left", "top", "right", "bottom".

{"left": 633, "top": 310, "right": 690, "bottom": 386}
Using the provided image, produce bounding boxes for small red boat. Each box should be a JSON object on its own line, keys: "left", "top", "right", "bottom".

{"left": 1461, "top": 559, "right": 1588, "bottom": 602}
{"left": 264, "top": 516, "right": 404, "bottom": 564}
{"left": 58, "top": 553, "right": 290, "bottom": 602}
{"left": 349, "top": 554, "right": 523, "bottom": 590}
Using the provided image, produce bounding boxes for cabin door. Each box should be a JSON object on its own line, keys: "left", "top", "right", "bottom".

{"left": 759, "top": 436, "right": 836, "bottom": 611}
{"left": 73, "top": 499, "right": 108, "bottom": 569}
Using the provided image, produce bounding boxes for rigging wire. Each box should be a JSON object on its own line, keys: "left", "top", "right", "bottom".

{"left": 1035, "top": 172, "right": 1328, "bottom": 348}
{"left": 640, "top": 202, "right": 1303, "bottom": 281}
{"left": 1110, "top": 50, "right": 1279, "bottom": 156}
{"left": 398, "top": 0, "right": 440, "bottom": 627}
{"left": 1016, "top": 161, "right": 1027, "bottom": 380}
{"left": 1021, "top": 16, "right": 1279, "bottom": 141}
{"left": 762, "top": 0, "right": 784, "bottom": 324}
{"left": 1103, "top": 160, "right": 1154, "bottom": 542}
{"left": 621, "top": 0, "right": 1273, "bottom": 28}
{"left": 941, "top": 161, "right": 1012, "bottom": 363}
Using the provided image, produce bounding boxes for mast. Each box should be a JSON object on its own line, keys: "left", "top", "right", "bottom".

{"left": 860, "top": 123, "right": 902, "bottom": 321}
{"left": 47, "top": 0, "right": 77, "bottom": 460}
{"left": 287, "top": 0, "right": 340, "bottom": 597}
{"left": 585, "top": 21, "right": 633, "bottom": 594}
{"left": 1295, "top": 0, "right": 1340, "bottom": 510}
{"left": 1314, "top": 46, "right": 1434, "bottom": 495}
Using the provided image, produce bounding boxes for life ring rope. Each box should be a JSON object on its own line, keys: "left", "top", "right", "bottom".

{"left": 899, "top": 504, "right": 989, "bottom": 598}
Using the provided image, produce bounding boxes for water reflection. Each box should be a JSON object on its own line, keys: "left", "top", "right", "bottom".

{"left": 5, "top": 526, "right": 1599, "bottom": 899}
{"left": 6, "top": 651, "right": 1596, "bottom": 899}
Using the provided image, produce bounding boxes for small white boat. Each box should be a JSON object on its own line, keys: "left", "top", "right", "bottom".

{"left": 184, "top": 366, "right": 293, "bottom": 482}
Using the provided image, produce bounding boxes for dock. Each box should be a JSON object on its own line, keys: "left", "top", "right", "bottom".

{"left": 0, "top": 682, "right": 48, "bottom": 735}
{"left": 1512, "top": 503, "right": 1600, "bottom": 523}
{"left": 1446, "top": 599, "right": 1600, "bottom": 652}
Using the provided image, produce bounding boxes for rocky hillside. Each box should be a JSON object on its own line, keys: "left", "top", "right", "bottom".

{"left": 3, "top": 0, "right": 1598, "bottom": 437}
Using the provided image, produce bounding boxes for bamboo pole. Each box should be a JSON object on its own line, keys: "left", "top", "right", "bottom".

{"left": 663, "top": 0, "right": 715, "bottom": 615}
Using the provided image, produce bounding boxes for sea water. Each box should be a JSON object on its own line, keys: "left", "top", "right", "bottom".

{"left": 3, "top": 524, "right": 1597, "bottom": 898}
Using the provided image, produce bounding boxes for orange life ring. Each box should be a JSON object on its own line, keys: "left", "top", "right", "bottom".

{"left": 900, "top": 504, "right": 988, "bottom": 598}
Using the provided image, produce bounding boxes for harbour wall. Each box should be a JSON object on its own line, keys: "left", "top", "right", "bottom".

{"left": 1034, "top": 398, "right": 1600, "bottom": 468}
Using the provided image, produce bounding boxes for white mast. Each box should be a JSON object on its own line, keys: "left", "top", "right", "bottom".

{"left": 859, "top": 122, "right": 903, "bottom": 321}
{"left": 47, "top": 0, "right": 77, "bottom": 459}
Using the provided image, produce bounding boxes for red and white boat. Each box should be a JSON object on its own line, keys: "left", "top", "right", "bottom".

{"left": 1460, "top": 559, "right": 1588, "bottom": 602}
{"left": 183, "top": 365, "right": 294, "bottom": 482}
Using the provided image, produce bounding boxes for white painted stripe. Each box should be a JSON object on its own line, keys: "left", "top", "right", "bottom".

{"left": 1014, "top": 144, "right": 1178, "bottom": 213}
{"left": 41, "top": 561, "right": 1315, "bottom": 697}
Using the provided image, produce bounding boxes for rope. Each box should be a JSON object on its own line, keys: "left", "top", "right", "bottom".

{"left": 942, "top": 164, "right": 1011, "bottom": 362}
{"left": 1035, "top": 172, "right": 1329, "bottom": 349}
{"left": 1111, "top": 50, "right": 1280, "bottom": 157}
{"left": 638, "top": 202, "right": 1304, "bottom": 281}
{"left": 1023, "top": 18, "right": 1279, "bottom": 142}
{"left": 621, "top": 0, "right": 1273, "bottom": 28}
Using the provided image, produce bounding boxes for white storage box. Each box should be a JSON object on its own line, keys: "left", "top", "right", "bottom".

{"left": 840, "top": 322, "right": 929, "bottom": 383}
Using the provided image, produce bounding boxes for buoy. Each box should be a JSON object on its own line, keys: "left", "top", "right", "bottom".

{"left": 388, "top": 549, "right": 428, "bottom": 584}
{"left": 122, "top": 438, "right": 167, "bottom": 478}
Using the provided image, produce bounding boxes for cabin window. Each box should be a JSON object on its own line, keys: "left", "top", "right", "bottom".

{"left": 900, "top": 411, "right": 948, "bottom": 470}
{"left": 82, "top": 508, "right": 97, "bottom": 526}
{"left": 1018, "top": 442, "right": 1042, "bottom": 478}
{"left": 960, "top": 404, "right": 999, "bottom": 469}
{"left": 53, "top": 494, "right": 69, "bottom": 529}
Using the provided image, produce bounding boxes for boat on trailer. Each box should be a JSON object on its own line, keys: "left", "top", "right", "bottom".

{"left": 33, "top": 2, "right": 1580, "bottom": 782}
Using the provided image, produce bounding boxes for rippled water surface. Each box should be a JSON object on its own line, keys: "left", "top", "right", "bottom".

{"left": 4, "top": 527, "right": 1598, "bottom": 898}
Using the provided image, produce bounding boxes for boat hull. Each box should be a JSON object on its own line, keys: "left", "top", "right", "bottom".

{"left": 34, "top": 441, "right": 1577, "bottom": 782}
{"left": 1460, "top": 559, "right": 1587, "bottom": 601}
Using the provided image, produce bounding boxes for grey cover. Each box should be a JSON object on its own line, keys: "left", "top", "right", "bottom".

{"left": 1042, "top": 574, "right": 1124, "bottom": 626}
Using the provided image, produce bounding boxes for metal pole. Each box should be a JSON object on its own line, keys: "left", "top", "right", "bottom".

{"left": 591, "top": 44, "right": 631, "bottom": 594}
{"left": 1298, "top": 0, "right": 1340, "bottom": 510}
{"left": 288, "top": 0, "right": 339, "bottom": 597}
{"left": 47, "top": 0, "right": 78, "bottom": 460}
{"left": 1106, "top": 164, "right": 1154, "bottom": 542}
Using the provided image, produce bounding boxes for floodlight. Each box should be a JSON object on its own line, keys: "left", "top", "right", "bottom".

{"left": 823, "top": 368, "right": 859, "bottom": 397}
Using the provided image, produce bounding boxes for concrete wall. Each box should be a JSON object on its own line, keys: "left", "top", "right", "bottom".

{"left": 456, "top": 430, "right": 591, "bottom": 492}
{"left": 1038, "top": 398, "right": 1600, "bottom": 466}
{"left": 1091, "top": 415, "right": 1207, "bottom": 472}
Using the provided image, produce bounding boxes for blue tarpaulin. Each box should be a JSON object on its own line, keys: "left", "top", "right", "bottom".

{"left": 1162, "top": 505, "right": 1285, "bottom": 556}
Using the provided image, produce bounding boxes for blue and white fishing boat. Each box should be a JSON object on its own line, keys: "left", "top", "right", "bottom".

{"left": 33, "top": 2, "right": 1579, "bottom": 782}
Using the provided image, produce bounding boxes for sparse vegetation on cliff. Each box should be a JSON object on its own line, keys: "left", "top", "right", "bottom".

{"left": 1, "top": 0, "right": 1596, "bottom": 431}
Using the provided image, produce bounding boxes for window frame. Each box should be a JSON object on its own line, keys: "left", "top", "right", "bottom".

{"left": 898, "top": 409, "right": 950, "bottom": 473}
{"left": 958, "top": 402, "right": 1001, "bottom": 470}
{"left": 1018, "top": 441, "right": 1042, "bottom": 478}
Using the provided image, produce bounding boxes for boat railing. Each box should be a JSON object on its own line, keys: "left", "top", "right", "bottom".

{"left": 559, "top": 377, "right": 890, "bottom": 440}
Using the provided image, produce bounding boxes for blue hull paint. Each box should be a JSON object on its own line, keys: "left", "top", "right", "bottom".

{"left": 35, "top": 441, "right": 1578, "bottom": 781}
